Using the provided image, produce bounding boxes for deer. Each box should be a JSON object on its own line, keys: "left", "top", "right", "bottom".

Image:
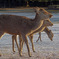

{"left": 0, "top": 7, "right": 53, "bottom": 57}
{"left": 12, "top": 14, "right": 53, "bottom": 56}
{"left": 12, "top": 19, "right": 53, "bottom": 55}
{"left": 36, "top": 27, "right": 54, "bottom": 42}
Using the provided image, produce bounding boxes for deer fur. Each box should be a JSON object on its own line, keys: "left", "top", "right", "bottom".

{"left": 36, "top": 27, "right": 54, "bottom": 42}
{"left": 0, "top": 7, "right": 53, "bottom": 57}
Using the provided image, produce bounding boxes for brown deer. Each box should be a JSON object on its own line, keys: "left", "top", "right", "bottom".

{"left": 36, "top": 27, "right": 54, "bottom": 42}
{"left": 12, "top": 20, "right": 53, "bottom": 56}
{"left": 0, "top": 7, "right": 53, "bottom": 57}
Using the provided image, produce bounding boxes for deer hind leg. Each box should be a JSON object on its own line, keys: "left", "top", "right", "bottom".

{"left": 21, "top": 34, "right": 31, "bottom": 57}
{"left": 12, "top": 35, "right": 15, "bottom": 52}
{"left": 29, "top": 35, "right": 35, "bottom": 52}
{"left": 36, "top": 32, "right": 42, "bottom": 42}
{"left": 20, "top": 40, "right": 24, "bottom": 56}
{"left": 12, "top": 35, "right": 20, "bottom": 53}
{"left": 19, "top": 35, "right": 24, "bottom": 56}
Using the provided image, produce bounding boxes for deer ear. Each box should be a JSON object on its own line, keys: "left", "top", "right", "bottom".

{"left": 33, "top": 7, "right": 36, "bottom": 12}
{"left": 33, "top": 7, "right": 39, "bottom": 13}
{"left": 33, "top": 7, "right": 39, "bottom": 9}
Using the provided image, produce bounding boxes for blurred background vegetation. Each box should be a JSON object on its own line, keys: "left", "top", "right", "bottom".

{"left": 0, "top": 0, "right": 59, "bottom": 8}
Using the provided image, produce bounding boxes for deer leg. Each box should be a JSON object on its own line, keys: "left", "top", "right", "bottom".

{"left": 19, "top": 35, "right": 24, "bottom": 56}
{"left": 21, "top": 34, "right": 31, "bottom": 57}
{"left": 39, "top": 32, "right": 42, "bottom": 42}
{"left": 20, "top": 40, "right": 24, "bottom": 56}
{"left": 0, "top": 31, "right": 4, "bottom": 56}
{"left": 36, "top": 32, "right": 42, "bottom": 42}
{"left": 14, "top": 35, "right": 20, "bottom": 53}
{"left": 29, "top": 35, "right": 35, "bottom": 52}
{"left": 12, "top": 35, "right": 15, "bottom": 52}
{"left": 0, "top": 31, "right": 4, "bottom": 39}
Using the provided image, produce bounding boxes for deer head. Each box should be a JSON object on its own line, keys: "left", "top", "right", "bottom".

{"left": 48, "top": 30, "right": 54, "bottom": 41}
{"left": 33, "top": 7, "right": 53, "bottom": 20}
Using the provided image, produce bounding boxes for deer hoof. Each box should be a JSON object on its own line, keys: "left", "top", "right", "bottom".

{"left": 0, "top": 54, "right": 1, "bottom": 57}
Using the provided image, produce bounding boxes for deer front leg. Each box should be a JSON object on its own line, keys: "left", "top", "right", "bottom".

{"left": 0, "top": 31, "right": 4, "bottom": 56}
{"left": 21, "top": 34, "right": 31, "bottom": 57}
{"left": 14, "top": 35, "right": 20, "bottom": 53}
{"left": 36, "top": 32, "right": 42, "bottom": 42}
{"left": 29, "top": 35, "right": 35, "bottom": 52}
{"left": 0, "top": 31, "right": 4, "bottom": 39}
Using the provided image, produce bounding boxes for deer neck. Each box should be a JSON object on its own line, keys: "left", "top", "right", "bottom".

{"left": 34, "top": 13, "right": 43, "bottom": 23}
{"left": 29, "top": 24, "right": 45, "bottom": 36}
{"left": 33, "top": 13, "right": 44, "bottom": 28}
{"left": 28, "top": 13, "right": 44, "bottom": 35}
{"left": 44, "top": 27, "right": 50, "bottom": 35}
